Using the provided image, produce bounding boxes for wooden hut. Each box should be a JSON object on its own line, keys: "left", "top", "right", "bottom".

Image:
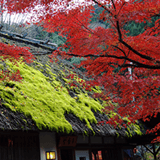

{"left": 0, "top": 30, "right": 148, "bottom": 160}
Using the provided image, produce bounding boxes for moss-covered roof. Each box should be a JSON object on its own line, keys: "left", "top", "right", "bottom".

{"left": 0, "top": 35, "right": 143, "bottom": 137}
{"left": 0, "top": 58, "right": 104, "bottom": 133}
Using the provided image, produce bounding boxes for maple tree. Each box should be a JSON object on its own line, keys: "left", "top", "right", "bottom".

{"left": 40, "top": 0, "right": 160, "bottom": 139}
{"left": 1, "top": 0, "right": 160, "bottom": 141}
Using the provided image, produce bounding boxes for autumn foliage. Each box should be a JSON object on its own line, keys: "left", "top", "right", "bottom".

{"left": 0, "top": 42, "right": 34, "bottom": 81}
{"left": 1, "top": 0, "right": 160, "bottom": 140}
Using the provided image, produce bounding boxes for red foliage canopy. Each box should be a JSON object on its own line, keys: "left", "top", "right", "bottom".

{"left": 0, "top": 42, "right": 34, "bottom": 81}
{"left": 41, "top": 0, "right": 160, "bottom": 128}
{"left": 1, "top": 0, "right": 160, "bottom": 141}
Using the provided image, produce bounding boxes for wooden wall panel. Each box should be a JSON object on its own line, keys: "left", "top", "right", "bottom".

{"left": 0, "top": 132, "right": 40, "bottom": 160}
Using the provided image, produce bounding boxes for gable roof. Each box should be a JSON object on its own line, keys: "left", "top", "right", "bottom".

{"left": 0, "top": 34, "right": 143, "bottom": 137}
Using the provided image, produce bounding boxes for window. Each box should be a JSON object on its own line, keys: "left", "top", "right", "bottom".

{"left": 91, "top": 150, "right": 102, "bottom": 160}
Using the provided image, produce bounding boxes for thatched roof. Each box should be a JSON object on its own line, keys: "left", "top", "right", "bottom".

{"left": 0, "top": 34, "right": 143, "bottom": 137}
{"left": 0, "top": 102, "right": 141, "bottom": 137}
{"left": 0, "top": 103, "right": 37, "bottom": 131}
{"left": 65, "top": 111, "right": 129, "bottom": 136}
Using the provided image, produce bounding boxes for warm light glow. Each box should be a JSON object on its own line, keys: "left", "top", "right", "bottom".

{"left": 46, "top": 151, "right": 56, "bottom": 160}
{"left": 50, "top": 152, "right": 55, "bottom": 159}
{"left": 46, "top": 152, "right": 50, "bottom": 159}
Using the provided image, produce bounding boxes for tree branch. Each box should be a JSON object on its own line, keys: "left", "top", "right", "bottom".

{"left": 111, "top": 45, "right": 127, "bottom": 57}
{"left": 120, "top": 39, "right": 157, "bottom": 61}
{"left": 117, "top": 1, "right": 126, "bottom": 17}
{"left": 91, "top": 0, "right": 116, "bottom": 28}
{"left": 92, "top": 0, "right": 113, "bottom": 16}
{"left": 111, "top": 0, "right": 116, "bottom": 11}
{"left": 120, "top": 63, "right": 160, "bottom": 69}
{"left": 107, "top": 2, "right": 159, "bottom": 64}
{"left": 66, "top": 53, "right": 160, "bottom": 69}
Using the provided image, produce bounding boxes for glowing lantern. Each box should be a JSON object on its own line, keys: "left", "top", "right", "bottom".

{"left": 46, "top": 151, "right": 56, "bottom": 160}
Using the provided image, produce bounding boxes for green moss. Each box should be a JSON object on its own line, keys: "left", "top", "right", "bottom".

{"left": 91, "top": 86, "right": 102, "bottom": 94}
{"left": 107, "top": 111, "right": 142, "bottom": 137}
{"left": 126, "top": 121, "right": 143, "bottom": 137}
{"left": 0, "top": 60, "right": 103, "bottom": 133}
